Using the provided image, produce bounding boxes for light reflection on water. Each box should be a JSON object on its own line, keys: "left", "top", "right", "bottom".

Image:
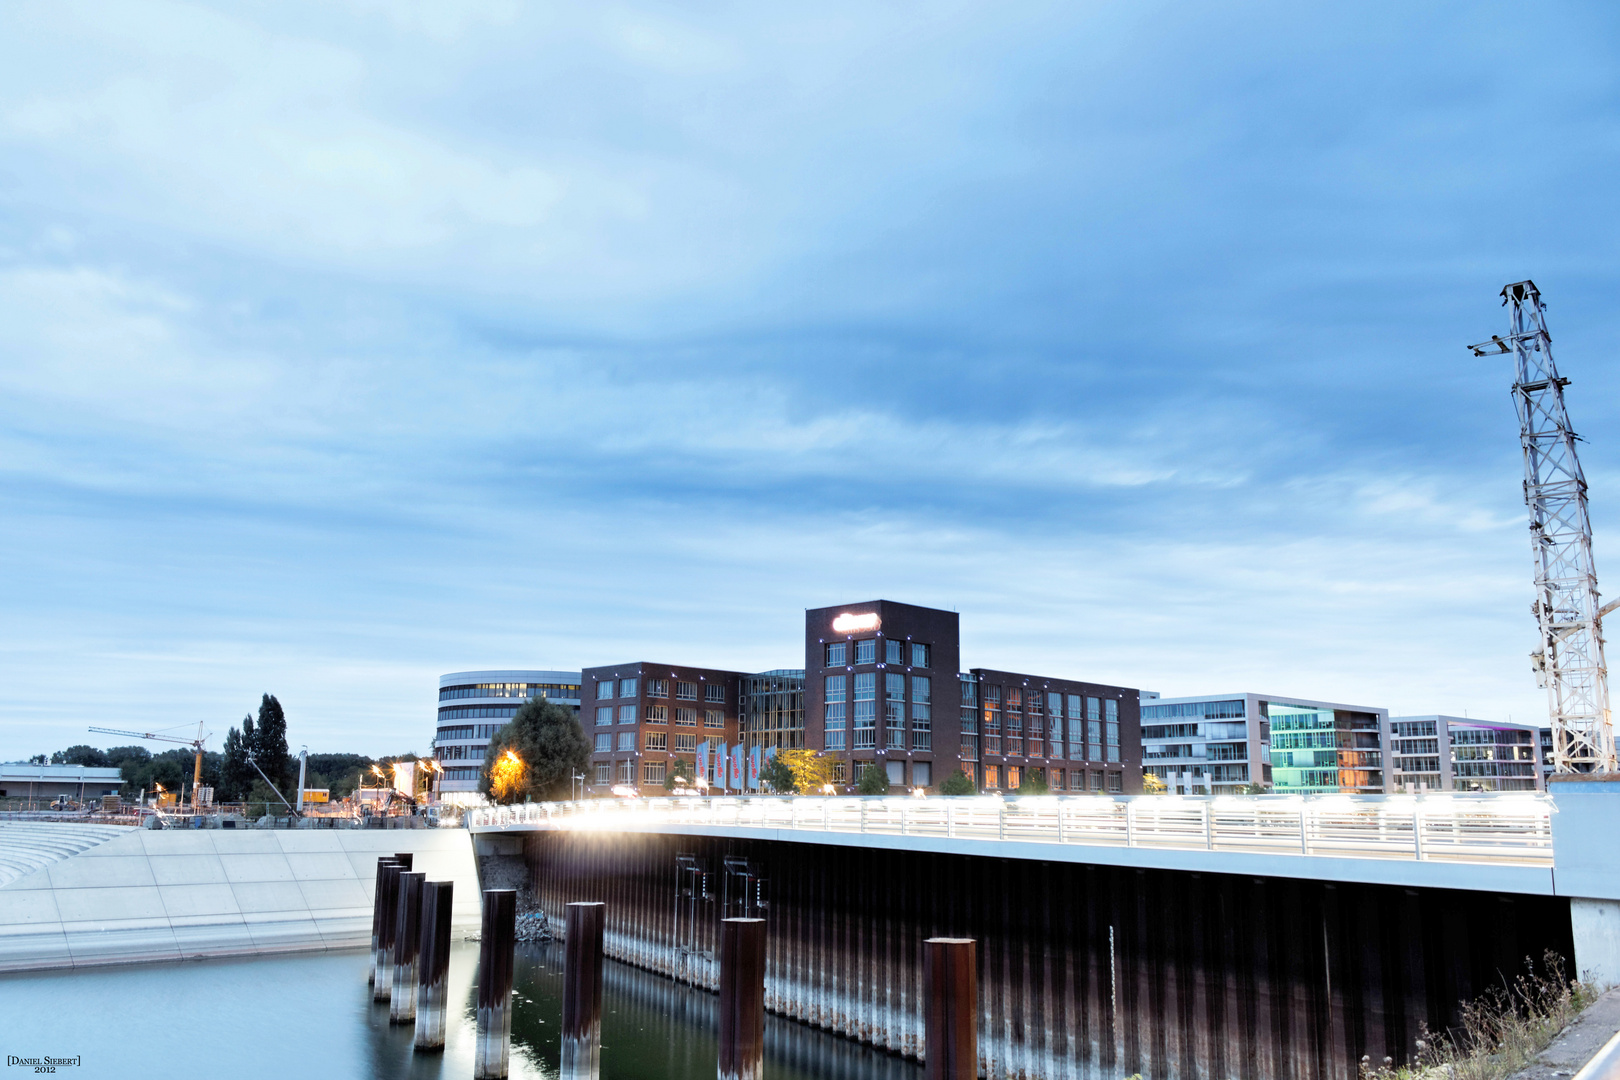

{"left": 4, "top": 941, "right": 922, "bottom": 1080}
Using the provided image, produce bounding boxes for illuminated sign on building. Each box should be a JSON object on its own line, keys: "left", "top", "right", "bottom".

{"left": 831, "top": 612, "right": 881, "bottom": 633}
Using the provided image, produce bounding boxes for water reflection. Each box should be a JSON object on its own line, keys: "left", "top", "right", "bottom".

{"left": 3, "top": 942, "right": 921, "bottom": 1080}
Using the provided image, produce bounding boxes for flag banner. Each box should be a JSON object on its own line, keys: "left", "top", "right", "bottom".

{"left": 732, "top": 744, "right": 745, "bottom": 790}
{"left": 696, "top": 741, "right": 709, "bottom": 782}
{"left": 718, "top": 742, "right": 729, "bottom": 789}
{"left": 749, "top": 746, "right": 761, "bottom": 790}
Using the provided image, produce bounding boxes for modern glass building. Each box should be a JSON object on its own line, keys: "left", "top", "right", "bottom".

{"left": 432, "top": 669, "right": 581, "bottom": 802}
{"left": 1142, "top": 693, "right": 1390, "bottom": 794}
{"left": 739, "top": 670, "right": 805, "bottom": 755}
{"left": 1386, "top": 715, "right": 1543, "bottom": 792}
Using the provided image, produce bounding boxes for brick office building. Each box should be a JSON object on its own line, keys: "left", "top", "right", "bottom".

{"left": 581, "top": 662, "right": 746, "bottom": 792}
{"left": 805, "top": 599, "right": 1141, "bottom": 793}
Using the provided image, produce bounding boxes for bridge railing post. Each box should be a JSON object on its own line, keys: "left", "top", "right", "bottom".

{"left": 946, "top": 800, "right": 956, "bottom": 839}
{"left": 1299, "top": 804, "right": 1310, "bottom": 855}
{"left": 1056, "top": 801, "right": 1065, "bottom": 844}
{"left": 1203, "top": 800, "right": 1214, "bottom": 850}
{"left": 1413, "top": 805, "right": 1425, "bottom": 860}
{"left": 1123, "top": 799, "right": 1134, "bottom": 847}
{"left": 861, "top": 799, "right": 868, "bottom": 834}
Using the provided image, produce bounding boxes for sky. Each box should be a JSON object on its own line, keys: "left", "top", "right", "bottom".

{"left": 2, "top": 0, "right": 1619, "bottom": 758}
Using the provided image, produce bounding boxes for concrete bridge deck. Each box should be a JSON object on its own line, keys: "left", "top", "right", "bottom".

{"left": 468, "top": 790, "right": 1620, "bottom": 902}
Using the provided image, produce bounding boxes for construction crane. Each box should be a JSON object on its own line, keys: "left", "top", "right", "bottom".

{"left": 1471, "top": 280, "right": 1618, "bottom": 773}
{"left": 88, "top": 722, "right": 210, "bottom": 807}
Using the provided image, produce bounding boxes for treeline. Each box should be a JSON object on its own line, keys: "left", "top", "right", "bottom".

{"left": 29, "top": 693, "right": 422, "bottom": 803}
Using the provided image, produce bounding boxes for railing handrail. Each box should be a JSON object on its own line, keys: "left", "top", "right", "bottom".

{"left": 464, "top": 792, "right": 1555, "bottom": 868}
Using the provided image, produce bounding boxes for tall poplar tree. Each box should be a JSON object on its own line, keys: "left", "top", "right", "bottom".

{"left": 251, "top": 695, "right": 291, "bottom": 788}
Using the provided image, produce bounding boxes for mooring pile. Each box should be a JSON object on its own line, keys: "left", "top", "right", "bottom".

{"left": 367, "top": 853, "right": 981, "bottom": 1080}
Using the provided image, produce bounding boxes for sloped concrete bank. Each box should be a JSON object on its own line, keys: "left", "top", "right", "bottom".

{"left": 0, "top": 824, "right": 480, "bottom": 972}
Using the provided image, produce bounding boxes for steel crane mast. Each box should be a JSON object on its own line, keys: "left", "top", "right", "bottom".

{"left": 1471, "top": 280, "right": 1617, "bottom": 773}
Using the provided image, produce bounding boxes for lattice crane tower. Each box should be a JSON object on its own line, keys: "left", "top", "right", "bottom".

{"left": 1471, "top": 280, "right": 1617, "bottom": 773}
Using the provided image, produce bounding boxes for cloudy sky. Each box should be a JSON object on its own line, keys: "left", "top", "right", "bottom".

{"left": 2, "top": 0, "right": 1618, "bottom": 758}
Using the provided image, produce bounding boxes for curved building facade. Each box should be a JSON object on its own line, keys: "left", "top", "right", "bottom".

{"left": 432, "top": 669, "right": 581, "bottom": 803}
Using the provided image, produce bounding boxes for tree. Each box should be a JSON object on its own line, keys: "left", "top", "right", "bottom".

{"left": 856, "top": 763, "right": 890, "bottom": 795}
{"left": 1234, "top": 781, "right": 1267, "bottom": 795}
{"left": 52, "top": 745, "right": 107, "bottom": 767}
{"left": 251, "top": 694, "right": 291, "bottom": 788}
{"left": 758, "top": 752, "right": 795, "bottom": 794}
{"left": 1016, "top": 771, "right": 1050, "bottom": 795}
{"left": 478, "top": 698, "right": 591, "bottom": 804}
{"left": 938, "top": 769, "right": 976, "bottom": 796}
{"left": 663, "top": 758, "right": 696, "bottom": 792}
{"left": 758, "top": 748, "right": 833, "bottom": 795}
{"left": 1141, "top": 773, "right": 1168, "bottom": 794}
{"left": 104, "top": 746, "right": 151, "bottom": 771}
{"left": 219, "top": 719, "right": 254, "bottom": 802}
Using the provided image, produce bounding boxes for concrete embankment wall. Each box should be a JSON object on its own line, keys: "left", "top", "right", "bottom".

{"left": 0, "top": 825, "right": 479, "bottom": 972}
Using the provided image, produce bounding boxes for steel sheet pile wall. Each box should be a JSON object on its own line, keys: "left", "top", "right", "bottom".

{"left": 525, "top": 832, "right": 1573, "bottom": 1080}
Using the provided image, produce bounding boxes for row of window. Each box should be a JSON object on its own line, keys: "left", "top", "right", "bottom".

{"left": 437, "top": 706, "right": 520, "bottom": 721}
{"left": 1140, "top": 699, "right": 1245, "bottom": 721}
{"left": 439, "top": 682, "right": 579, "bottom": 701}
{"left": 593, "top": 705, "right": 727, "bottom": 728}
{"left": 595, "top": 677, "right": 727, "bottom": 703}
{"left": 442, "top": 767, "right": 481, "bottom": 782}
{"left": 978, "top": 765, "right": 1123, "bottom": 793}
{"left": 824, "top": 640, "right": 931, "bottom": 669}
{"left": 435, "top": 744, "right": 487, "bottom": 761}
{"left": 594, "top": 731, "right": 713, "bottom": 753}
{"left": 435, "top": 724, "right": 504, "bottom": 741}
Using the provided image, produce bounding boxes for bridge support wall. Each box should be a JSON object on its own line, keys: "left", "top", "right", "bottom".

{"left": 524, "top": 831, "right": 1574, "bottom": 1080}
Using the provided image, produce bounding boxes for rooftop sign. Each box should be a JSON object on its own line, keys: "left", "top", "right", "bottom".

{"left": 832, "top": 612, "right": 880, "bottom": 633}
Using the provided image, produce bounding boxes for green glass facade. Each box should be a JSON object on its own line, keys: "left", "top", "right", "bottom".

{"left": 1266, "top": 702, "right": 1384, "bottom": 793}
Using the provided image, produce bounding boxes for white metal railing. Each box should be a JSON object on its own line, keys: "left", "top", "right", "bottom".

{"left": 465, "top": 793, "right": 1555, "bottom": 867}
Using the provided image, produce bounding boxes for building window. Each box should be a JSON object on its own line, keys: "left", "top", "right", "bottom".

{"left": 645, "top": 731, "right": 668, "bottom": 751}
{"left": 960, "top": 734, "right": 977, "bottom": 759}
{"left": 825, "top": 675, "right": 846, "bottom": 749}
{"left": 832, "top": 761, "right": 848, "bottom": 783}
{"left": 616, "top": 759, "right": 633, "bottom": 784}
{"left": 594, "top": 733, "right": 611, "bottom": 752}
{"left": 647, "top": 679, "right": 668, "bottom": 698}
{"left": 826, "top": 730, "right": 846, "bottom": 750}
{"left": 911, "top": 676, "right": 931, "bottom": 750}
{"left": 617, "top": 732, "right": 635, "bottom": 752}
{"left": 984, "top": 765, "right": 1000, "bottom": 789}
{"left": 676, "top": 708, "right": 697, "bottom": 727}
{"left": 676, "top": 681, "right": 698, "bottom": 701}
{"left": 620, "top": 677, "right": 638, "bottom": 698}
{"left": 885, "top": 639, "right": 904, "bottom": 664}
{"left": 1068, "top": 771, "right": 1085, "bottom": 791}
{"left": 1087, "top": 697, "right": 1100, "bottom": 721}
{"left": 596, "top": 707, "right": 613, "bottom": 727}
{"left": 645, "top": 705, "right": 667, "bottom": 724}
{"left": 1105, "top": 699, "right": 1118, "bottom": 722}
{"left": 674, "top": 733, "right": 697, "bottom": 753}
{"left": 913, "top": 762, "right": 932, "bottom": 786}
{"left": 619, "top": 705, "right": 637, "bottom": 724}
{"left": 1106, "top": 772, "right": 1123, "bottom": 793}
{"left": 643, "top": 761, "right": 666, "bottom": 784}
{"left": 884, "top": 673, "right": 905, "bottom": 738}
{"left": 826, "top": 642, "right": 846, "bottom": 666}
{"left": 853, "top": 672, "right": 876, "bottom": 749}
{"left": 887, "top": 725, "right": 905, "bottom": 749}
{"left": 595, "top": 763, "right": 612, "bottom": 785}
{"left": 704, "top": 709, "right": 725, "bottom": 729}
{"left": 912, "top": 643, "right": 930, "bottom": 669}
{"left": 705, "top": 684, "right": 726, "bottom": 703}
{"left": 855, "top": 639, "right": 876, "bottom": 664}
{"left": 597, "top": 681, "right": 614, "bottom": 701}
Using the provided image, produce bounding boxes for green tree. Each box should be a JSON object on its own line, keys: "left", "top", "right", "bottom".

{"left": 938, "top": 769, "right": 976, "bottom": 796}
{"left": 219, "top": 722, "right": 253, "bottom": 802}
{"left": 856, "top": 763, "right": 890, "bottom": 795}
{"left": 1016, "top": 771, "right": 1050, "bottom": 795}
{"left": 251, "top": 694, "right": 290, "bottom": 788}
{"left": 1141, "top": 773, "right": 1168, "bottom": 794}
{"left": 663, "top": 758, "right": 696, "bottom": 792}
{"left": 104, "top": 746, "right": 151, "bottom": 771}
{"left": 759, "top": 751, "right": 795, "bottom": 794}
{"left": 478, "top": 698, "right": 591, "bottom": 804}
{"left": 52, "top": 745, "right": 107, "bottom": 767}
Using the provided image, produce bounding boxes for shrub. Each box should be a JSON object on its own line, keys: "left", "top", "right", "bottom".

{"left": 938, "top": 770, "right": 976, "bottom": 796}
{"left": 856, "top": 764, "right": 890, "bottom": 795}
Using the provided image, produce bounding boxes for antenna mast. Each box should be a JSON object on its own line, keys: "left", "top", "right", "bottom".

{"left": 1472, "top": 280, "right": 1616, "bottom": 772}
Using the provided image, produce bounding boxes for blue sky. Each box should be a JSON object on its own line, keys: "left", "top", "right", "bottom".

{"left": 3, "top": 1, "right": 1618, "bottom": 757}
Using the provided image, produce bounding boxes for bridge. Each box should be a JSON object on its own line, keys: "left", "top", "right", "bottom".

{"left": 469, "top": 788, "right": 1620, "bottom": 1080}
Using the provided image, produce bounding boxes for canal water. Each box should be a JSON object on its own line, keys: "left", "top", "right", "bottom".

{"left": 3, "top": 941, "right": 923, "bottom": 1080}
